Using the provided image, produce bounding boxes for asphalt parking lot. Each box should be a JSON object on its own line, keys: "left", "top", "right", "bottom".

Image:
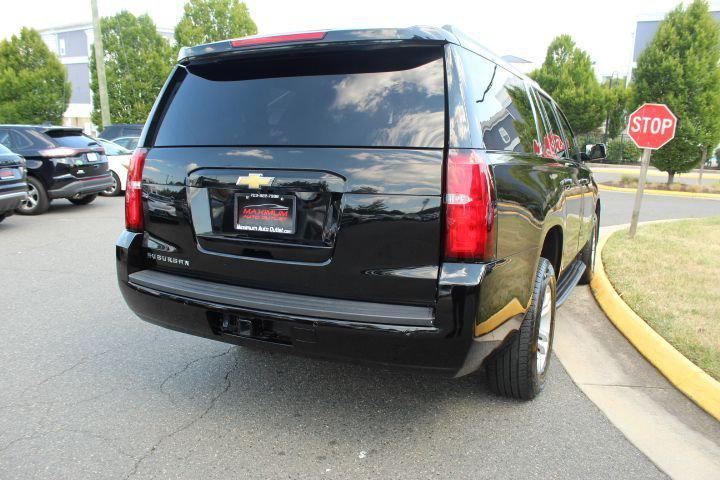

{"left": 0, "top": 191, "right": 717, "bottom": 479}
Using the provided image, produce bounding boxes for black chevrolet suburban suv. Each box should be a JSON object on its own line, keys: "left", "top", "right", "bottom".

{"left": 117, "top": 26, "right": 599, "bottom": 399}
{"left": 0, "top": 126, "right": 113, "bottom": 215}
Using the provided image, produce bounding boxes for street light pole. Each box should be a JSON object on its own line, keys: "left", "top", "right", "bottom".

{"left": 603, "top": 72, "right": 619, "bottom": 145}
{"left": 603, "top": 77, "right": 612, "bottom": 144}
{"left": 91, "top": 0, "right": 111, "bottom": 129}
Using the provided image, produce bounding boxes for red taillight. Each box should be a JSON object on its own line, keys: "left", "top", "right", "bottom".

{"left": 125, "top": 148, "right": 147, "bottom": 231}
{"left": 443, "top": 149, "right": 495, "bottom": 262}
{"left": 230, "top": 31, "right": 326, "bottom": 48}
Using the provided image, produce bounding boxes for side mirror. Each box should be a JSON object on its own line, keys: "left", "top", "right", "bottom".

{"left": 596, "top": 144, "right": 607, "bottom": 159}
{"left": 585, "top": 143, "right": 607, "bottom": 161}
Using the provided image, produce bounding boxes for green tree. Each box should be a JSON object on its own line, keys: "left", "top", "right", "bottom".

{"left": 531, "top": 35, "right": 606, "bottom": 134}
{"left": 603, "top": 77, "right": 629, "bottom": 139}
{"left": 174, "top": 0, "right": 257, "bottom": 47}
{"left": 0, "top": 28, "right": 70, "bottom": 124}
{"left": 632, "top": 0, "right": 720, "bottom": 184}
{"left": 89, "top": 11, "right": 174, "bottom": 127}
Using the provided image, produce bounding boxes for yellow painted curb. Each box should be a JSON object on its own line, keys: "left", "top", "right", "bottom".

{"left": 592, "top": 167, "right": 720, "bottom": 180}
{"left": 599, "top": 184, "right": 720, "bottom": 200}
{"left": 590, "top": 230, "right": 720, "bottom": 422}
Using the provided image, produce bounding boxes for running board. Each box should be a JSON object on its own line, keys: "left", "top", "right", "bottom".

{"left": 556, "top": 260, "right": 586, "bottom": 307}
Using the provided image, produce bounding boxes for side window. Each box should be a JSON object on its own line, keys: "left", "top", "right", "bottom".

{"left": 460, "top": 49, "right": 539, "bottom": 154}
{"left": 0, "top": 129, "right": 13, "bottom": 150}
{"left": 535, "top": 92, "right": 567, "bottom": 159}
{"left": 11, "top": 130, "right": 35, "bottom": 150}
{"left": 526, "top": 89, "right": 547, "bottom": 156}
{"left": 556, "top": 107, "right": 580, "bottom": 161}
{"left": 19, "top": 129, "right": 54, "bottom": 149}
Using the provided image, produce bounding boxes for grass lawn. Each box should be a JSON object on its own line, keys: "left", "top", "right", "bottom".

{"left": 603, "top": 217, "right": 720, "bottom": 381}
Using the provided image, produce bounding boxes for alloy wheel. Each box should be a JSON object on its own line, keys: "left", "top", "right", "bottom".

{"left": 536, "top": 285, "right": 553, "bottom": 374}
{"left": 20, "top": 183, "right": 39, "bottom": 211}
{"left": 104, "top": 175, "right": 118, "bottom": 195}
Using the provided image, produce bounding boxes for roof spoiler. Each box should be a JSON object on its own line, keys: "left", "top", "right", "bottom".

{"left": 176, "top": 25, "right": 460, "bottom": 63}
{"left": 43, "top": 126, "right": 83, "bottom": 134}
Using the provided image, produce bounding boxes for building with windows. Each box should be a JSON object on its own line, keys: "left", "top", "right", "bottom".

{"left": 628, "top": 10, "right": 720, "bottom": 81}
{"left": 39, "top": 23, "right": 173, "bottom": 133}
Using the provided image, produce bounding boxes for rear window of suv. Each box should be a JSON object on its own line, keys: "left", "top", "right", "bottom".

{"left": 152, "top": 46, "right": 445, "bottom": 149}
{"left": 45, "top": 130, "right": 100, "bottom": 148}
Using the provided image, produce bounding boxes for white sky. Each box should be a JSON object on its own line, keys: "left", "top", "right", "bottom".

{"left": 2, "top": 0, "right": 719, "bottom": 75}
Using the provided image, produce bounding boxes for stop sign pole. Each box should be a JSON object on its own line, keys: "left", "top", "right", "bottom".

{"left": 626, "top": 103, "right": 677, "bottom": 237}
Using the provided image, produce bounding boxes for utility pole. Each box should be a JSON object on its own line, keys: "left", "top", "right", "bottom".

{"left": 91, "top": 0, "right": 111, "bottom": 129}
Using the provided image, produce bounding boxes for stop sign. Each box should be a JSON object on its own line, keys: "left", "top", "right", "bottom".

{"left": 627, "top": 103, "right": 677, "bottom": 150}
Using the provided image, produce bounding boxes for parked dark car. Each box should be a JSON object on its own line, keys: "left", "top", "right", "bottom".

{"left": 0, "top": 143, "right": 27, "bottom": 223}
{"left": 116, "top": 26, "right": 599, "bottom": 399}
{"left": 98, "top": 123, "right": 143, "bottom": 142}
{"left": 0, "top": 126, "right": 114, "bottom": 215}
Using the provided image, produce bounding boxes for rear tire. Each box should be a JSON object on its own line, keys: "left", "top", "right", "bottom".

{"left": 100, "top": 172, "right": 122, "bottom": 197}
{"left": 578, "top": 210, "right": 599, "bottom": 285}
{"left": 486, "top": 258, "right": 556, "bottom": 400}
{"left": 68, "top": 193, "right": 98, "bottom": 205}
{"left": 16, "top": 177, "right": 49, "bottom": 215}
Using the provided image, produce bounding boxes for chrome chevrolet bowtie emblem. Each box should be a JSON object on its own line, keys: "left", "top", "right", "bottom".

{"left": 236, "top": 173, "right": 274, "bottom": 189}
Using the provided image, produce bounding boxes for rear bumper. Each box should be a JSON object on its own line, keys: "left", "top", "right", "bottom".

{"left": 116, "top": 230, "right": 509, "bottom": 376}
{"left": 49, "top": 174, "right": 113, "bottom": 199}
{"left": 0, "top": 188, "right": 27, "bottom": 215}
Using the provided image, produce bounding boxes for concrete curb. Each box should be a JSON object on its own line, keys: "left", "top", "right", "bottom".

{"left": 590, "top": 226, "right": 720, "bottom": 422}
{"left": 590, "top": 166, "right": 720, "bottom": 179}
{"left": 598, "top": 184, "right": 720, "bottom": 200}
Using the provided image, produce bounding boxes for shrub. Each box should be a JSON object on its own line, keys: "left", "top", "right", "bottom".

{"left": 618, "top": 174, "right": 637, "bottom": 186}
{"left": 607, "top": 137, "right": 641, "bottom": 163}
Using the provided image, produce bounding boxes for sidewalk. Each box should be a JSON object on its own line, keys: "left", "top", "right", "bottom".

{"left": 554, "top": 249, "right": 720, "bottom": 480}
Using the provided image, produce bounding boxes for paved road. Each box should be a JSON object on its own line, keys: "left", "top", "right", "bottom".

{"left": 1, "top": 190, "right": 713, "bottom": 479}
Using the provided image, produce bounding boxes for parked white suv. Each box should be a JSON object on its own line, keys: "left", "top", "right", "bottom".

{"left": 97, "top": 138, "right": 131, "bottom": 197}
